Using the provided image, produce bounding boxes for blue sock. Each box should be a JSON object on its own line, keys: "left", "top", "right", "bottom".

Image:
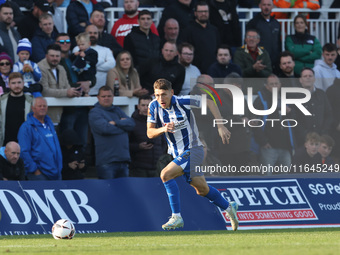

{"left": 163, "top": 179, "right": 180, "bottom": 214}
{"left": 205, "top": 185, "right": 229, "bottom": 210}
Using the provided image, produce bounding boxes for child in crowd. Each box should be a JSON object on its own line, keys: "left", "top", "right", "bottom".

{"left": 71, "top": 32, "right": 97, "bottom": 95}
{"left": 292, "top": 132, "right": 322, "bottom": 167}
{"left": 12, "top": 38, "right": 43, "bottom": 97}
{"left": 318, "top": 135, "right": 335, "bottom": 165}
{"left": 60, "top": 129, "right": 87, "bottom": 180}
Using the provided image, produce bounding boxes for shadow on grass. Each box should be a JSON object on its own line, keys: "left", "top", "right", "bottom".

{"left": 1, "top": 228, "right": 339, "bottom": 240}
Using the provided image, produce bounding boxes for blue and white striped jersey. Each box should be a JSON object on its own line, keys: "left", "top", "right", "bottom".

{"left": 148, "top": 95, "right": 203, "bottom": 157}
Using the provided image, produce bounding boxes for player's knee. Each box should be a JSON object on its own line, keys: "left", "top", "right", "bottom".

{"left": 196, "top": 186, "right": 209, "bottom": 197}
{"left": 160, "top": 170, "right": 170, "bottom": 182}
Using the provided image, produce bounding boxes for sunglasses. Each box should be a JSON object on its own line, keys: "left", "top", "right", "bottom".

{"left": 57, "top": 40, "right": 71, "bottom": 44}
{"left": 0, "top": 62, "right": 10, "bottom": 66}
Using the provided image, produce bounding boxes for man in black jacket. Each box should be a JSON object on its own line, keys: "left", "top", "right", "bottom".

{"left": 252, "top": 74, "right": 295, "bottom": 170}
{"left": 295, "top": 68, "right": 333, "bottom": 146}
{"left": 129, "top": 95, "right": 166, "bottom": 177}
{"left": 246, "top": 0, "right": 281, "bottom": 71}
{"left": 0, "top": 141, "right": 25, "bottom": 181}
{"left": 124, "top": 9, "right": 160, "bottom": 69}
{"left": 139, "top": 41, "right": 185, "bottom": 95}
{"left": 182, "top": 1, "right": 220, "bottom": 73}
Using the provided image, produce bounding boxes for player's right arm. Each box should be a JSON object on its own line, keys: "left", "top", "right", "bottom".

{"left": 147, "top": 122, "right": 174, "bottom": 139}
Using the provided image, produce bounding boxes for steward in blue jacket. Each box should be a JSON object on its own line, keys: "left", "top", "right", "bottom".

{"left": 18, "top": 111, "right": 62, "bottom": 180}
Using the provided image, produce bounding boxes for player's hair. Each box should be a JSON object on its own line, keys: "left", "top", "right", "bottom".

{"left": 279, "top": 51, "right": 295, "bottom": 61}
{"left": 8, "top": 72, "right": 23, "bottom": 82}
{"left": 322, "top": 43, "right": 337, "bottom": 53}
{"left": 98, "top": 85, "right": 113, "bottom": 94}
{"left": 154, "top": 79, "right": 172, "bottom": 90}
{"left": 305, "top": 132, "right": 321, "bottom": 143}
{"left": 177, "top": 42, "right": 194, "bottom": 54}
{"left": 76, "top": 32, "right": 90, "bottom": 43}
{"left": 320, "top": 134, "right": 335, "bottom": 147}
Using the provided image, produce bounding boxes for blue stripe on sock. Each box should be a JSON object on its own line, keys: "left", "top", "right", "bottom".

{"left": 163, "top": 179, "right": 181, "bottom": 214}
{"left": 205, "top": 185, "right": 229, "bottom": 210}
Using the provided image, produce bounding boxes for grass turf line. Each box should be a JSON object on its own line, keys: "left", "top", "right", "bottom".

{"left": 0, "top": 228, "right": 339, "bottom": 255}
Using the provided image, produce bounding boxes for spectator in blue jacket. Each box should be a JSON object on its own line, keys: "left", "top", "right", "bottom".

{"left": 31, "top": 13, "right": 58, "bottom": 63}
{"left": 89, "top": 86, "right": 135, "bottom": 179}
{"left": 18, "top": 97, "right": 63, "bottom": 180}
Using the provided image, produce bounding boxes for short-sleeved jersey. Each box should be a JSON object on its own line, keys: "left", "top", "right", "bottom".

{"left": 148, "top": 95, "right": 203, "bottom": 157}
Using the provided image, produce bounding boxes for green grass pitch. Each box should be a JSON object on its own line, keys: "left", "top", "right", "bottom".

{"left": 0, "top": 228, "right": 339, "bottom": 255}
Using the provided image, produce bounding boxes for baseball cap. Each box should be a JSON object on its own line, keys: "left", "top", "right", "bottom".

{"left": 34, "top": 0, "right": 51, "bottom": 12}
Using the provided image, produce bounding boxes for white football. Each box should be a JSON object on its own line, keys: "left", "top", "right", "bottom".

{"left": 52, "top": 219, "right": 75, "bottom": 239}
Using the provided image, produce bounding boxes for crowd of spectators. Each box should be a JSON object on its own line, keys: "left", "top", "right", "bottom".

{"left": 0, "top": 0, "right": 340, "bottom": 180}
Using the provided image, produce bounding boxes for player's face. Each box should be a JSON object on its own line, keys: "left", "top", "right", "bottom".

{"left": 138, "top": 99, "right": 151, "bottom": 116}
{"left": 9, "top": 77, "right": 24, "bottom": 96}
{"left": 5, "top": 144, "right": 20, "bottom": 165}
{"left": 217, "top": 48, "right": 231, "bottom": 65}
{"left": 305, "top": 140, "right": 320, "bottom": 157}
{"left": 318, "top": 143, "right": 332, "bottom": 158}
{"left": 322, "top": 51, "right": 337, "bottom": 67}
{"left": 97, "top": 90, "right": 114, "bottom": 108}
{"left": 280, "top": 56, "right": 295, "bottom": 74}
{"left": 154, "top": 88, "right": 173, "bottom": 109}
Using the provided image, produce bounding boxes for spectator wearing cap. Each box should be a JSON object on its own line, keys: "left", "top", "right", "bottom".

{"left": 0, "top": 52, "right": 13, "bottom": 95}
{"left": 13, "top": 38, "right": 43, "bottom": 97}
{"left": 0, "top": 2, "right": 21, "bottom": 62}
{"left": 17, "top": 0, "right": 50, "bottom": 41}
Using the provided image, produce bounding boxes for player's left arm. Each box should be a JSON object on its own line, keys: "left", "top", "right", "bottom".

{"left": 206, "top": 99, "right": 231, "bottom": 144}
